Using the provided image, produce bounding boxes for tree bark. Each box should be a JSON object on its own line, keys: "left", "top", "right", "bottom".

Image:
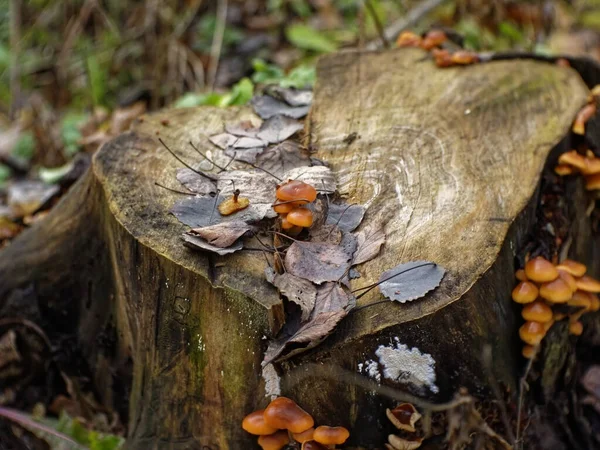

{"left": 0, "top": 48, "right": 597, "bottom": 449}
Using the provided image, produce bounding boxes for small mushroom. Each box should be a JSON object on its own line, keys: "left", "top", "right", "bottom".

{"left": 589, "top": 293, "right": 600, "bottom": 312}
{"left": 585, "top": 173, "right": 600, "bottom": 190}
{"left": 242, "top": 410, "right": 278, "bottom": 435}
{"left": 576, "top": 275, "right": 600, "bottom": 293}
{"left": 558, "top": 150, "right": 588, "bottom": 172}
{"left": 313, "top": 425, "right": 350, "bottom": 446}
{"left": 512, "top": 281, "right": 539, "bottom": 304}
{"left": 558, "top": 269, "right": 578, "bottom": 292}
{"left": 555, "top": 164, "right": 575, "bottom": 176}
{"left": 396, "top": 31, "right": 422, "bottom": 48}
{"left": 573, "top": 103, "right": 597, "bottom": 135}
{"left": 218, "top": 190, "right": 250, "bottom": 216}
{"left": 582, "top": 158, "right": 600, "bottom": 175}
{"left": 420, "top": 29, "right": 447, "bottom": 50}
{"left": 539, "top": 278, "right": 572, "bottom": 303}
{"left": 258, "top": 430, "right": 290, "bottom": 450}
{"left": 450, "top": 50, "right": 479, "bottom": 65}
{"left": 302, "top": 441, "right": 328, "bottom": 450}
{"left": 525, "top": 257, "right": 558, "bottom": 283}
{"left": 522, "top": 345, "right": 536, "bottom": 359}
{"left": 286, "top": 207, "right": 314, "bottom": 228}
{"left": 568, "top": 290, "right": 593, "bottom": 311}
{"left": 521, "top": 301, "right": 553, "bottom": 323}
{"left": 519, "top": 321, "right": 546, "bottom": 345}
{"left": 515, "top": 269, "right": 528, "bottom": 281}
{"left": 554, "top": 312, "right": 567, "bottom": 321}
{"left": 273, "top": 201, "right": 302, "bottom": 214}
{"left": 569, "top": 320, "right": 583, "bottom": 336}
{"left": 276, "top": 180, "right": 317, "bottom": 203}
{"left": 386, "top": 403, "right": 421, "bottom": 432}
{"left": 263, "top": 397, "right": 314, "bottom": 434}
{"left": 292, "top": 428, "right": 315, "bottom": 443}
{"left": 556, "top": 259, "right": 587, "bottom": 277}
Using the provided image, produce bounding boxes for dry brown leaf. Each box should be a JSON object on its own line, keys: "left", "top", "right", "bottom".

{"left": 353, "top": 224, "right": 386, "bottom": 265}
{"left": 268, "top": 272, "right": 317, "bottom": 321}
{"left": 189, "top": 221, "right": 254, "bottom": 248}
{"left": 386, "top": 403, "right": 422, "bottom": 432}
{"left": 182, "top": 233, "right": 243, "bottom": 255}
{"left": 254, "top": 141, "right": 311, "bottom": 178}
{"left": 176, "top": 168, "right": 217, "bottom": 195}
{"left": 285, "top": 240, "right": 355, "bottom": 284}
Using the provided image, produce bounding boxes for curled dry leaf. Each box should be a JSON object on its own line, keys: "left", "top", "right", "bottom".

{"left": 176, "top": 168, "right": 217, "bottom": 195}
{"left": 386, "top": 403, "right": 422, "bottom": 432}
{"left": 224, "top": 146, "right": 266, "bottom": 164}
{"left": 285, "top": 239, "right": 356, "bottom": 285}
{"left": 171, "top": 195, "right": 224, "bottom": 228}
{"left": 189, "top": 221, "right": 254, "bottom": 248}
{"left": 283, "top": 166, "right": 336, "bottom": 195}
{"left": 257, "top": 115, "right": 304, "bottom": 144}
{"left": 309, "top": 224, "right": 343, "bottom": 245}
{"left": 182, "top": 233, "right": 243, "bottom": 255}
{"left": 386, "top": 435, "right": 423, "bottom": 450}
{"left": 266, "top": 86, "right": 313, "bottom": 106}
{"left": 313, "top": 282, "right": 356, "bottom": 315}
{"left": 378, "top": 261, "right": 445, "bottom": 303}
{"left": 251, "top": 95, "right": 310, "bottom": 119}
{"left": 353, "top": 224, "right": 386, "bottom": 265}
{"left": 326, "top": 203, "right": 366, "bottom": 232}
{"left": 225, "top": 120, "right": 260, "bottom": 138}
{"left": 267, "top": 271, "right": 317, "bottom": 321}
{"left": 209, "top": 133, "right": 237, "bottom": 150}
{"left": 255, "top": 141, "right": 311, "bottom": 179}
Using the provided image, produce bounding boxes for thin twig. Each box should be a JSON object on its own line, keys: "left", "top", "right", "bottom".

{"left": 207, "top": 0, "right": 227, "bottom": 90}
{"left": 364, "top": 0, "right": 389, "bottom": 48}
{"left": 154, "top": 182, "right": 196, "bottom": 196}
{"left": 516, "top": 345, "right": 538, "bottom": 448}
{"left": 238, "top": 159, "right": 283, "bottom": 181}
{"left": 158, "top": 138, "right": 218, "bottom": 181}
{"left": 189, "top": 141, "right": 228, "bottom": 171}
{"left": 209, "top": 189, "right": 220, "bottom": 225}
{"left": 351, "top": 262, "right": 436, "bottom": 300}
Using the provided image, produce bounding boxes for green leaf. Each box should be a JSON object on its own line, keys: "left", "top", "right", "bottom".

{"left": 61, "top": 112, "right": 88, "bottom": 156}
{"left": 285, "top": 24, "right": 337, "bottom": 53}
{"left": 13, "top": 132, "right": 35, "bottom": 161}
{"left": 0, "top": 163, "right": 11, "bottom": 187}
{"left": 251, "top": 58, "right": 285, "bottom": 85}
{"left": 39, "top": 162, "right": 74, "bottom": 184}
{"left": 281, "top": 64, "right": 315, "bottom": 89}
{"left": 223, "top": 77, "right": 254, "bottom": 106}
{"left": 87, "top": 54, "right": 107, "bottom": 106}
{"left": 498, "top": 21, "right": 525, "bottom": 43}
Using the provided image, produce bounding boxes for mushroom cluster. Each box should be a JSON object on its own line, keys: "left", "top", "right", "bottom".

{"left": 385, "top": 403, "right": 423, "bottom": 450}
{"left": 273, "top": 180, "right": 317, "bottom": 234}
{"left": 242, "top": 396, "right": 350, "bottom": 449}
{"left": 512, "top": 256, "right": 600, "bottom": 358}
{"left": 554, "top": 149, "right": 600, "bottom": 191}
{"left": 396, "top": 30, "right": 479, "bottom": 68}
{"left": 571, "top": 85, "right": 600, "bottom": 136}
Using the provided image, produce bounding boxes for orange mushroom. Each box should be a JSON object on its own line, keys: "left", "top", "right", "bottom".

{"left": 396, "top": 31, "right": 422, "bottom": 48}
{"left": 576, "top": 275, "right": 600, "bottom": 293}
{"left": 556, "top": 259, "right": 587, "bottom": 277}
{"left": 539, "top": 278, "right": 572, "bottom": 303}
{"left": 313, "top": 426, "right": 350, "bottom": 446}
{"left": 258, "top": 430, "right": 290, "bottom": 450}
{"left": 569, "top": 290, "right": 593, "bottom": 311}
{"left": 515, "top": 269, "right": 528, "bottom": 281}
{"left": 582, "top": 158, "right": 600, "bottom": 175}
{"left": 386, "top": 403, "right": 421, "bottom": 432}
{"left": 519, "top": 321, "right": 546, "bottom": 345}
{"left": 589, "top": 293, "right": 600, "bottom": 312}
{"left": 525, "top": 257, "right": 558, "bottom": 283}
{"left": 276, "top": 180, "right": 317, "bottom": 203}
{"left": 263, "top": 397, "right": 314, "bottom": 434}
{"left": 558, "top": 150, "right": 587, "bottom": 172}
{"left": 218, "top": 190, "right": 250, "bottom": 215}
{"left": 558, "top": 269, "right": 578, "bottom": 292}
{"left": 302, "top": 441, "right": 328, "bottom": 450}
{"left": 585, "top": 173, "right": 600, "bottom": 190}
{"left": 273, "top": 201, "right": 303, "bottom": 214}
{"left": 573, "top": 103, "right": 597, "bottom": 135}
{"left": 522, "top": 345, "right": 536, "bottom": 359}
{"left": 292, "top": 428, "right": 315, "bottom": 444}
{"left": 242, "top": 410, "right": 278, "bottom": 436}
{"left": 555, "top": 164, "right": 575, "bottom": 176}
{"left": 511, "top": 281, "right": 539, "bottom": 304}
{"left": 521, "top": 301, "right": 553, "bottom": 323}
{"left": 569, "top": 321, "right": 583, "bottom": 336}
{"left": 286, "top": 207, "right": 313, "bottom": 228}
{"left": 420, "top": 29, "right": 447, "bottom": 50}
{"left": 451, "top": 50, "right": 479, "bottom": 65}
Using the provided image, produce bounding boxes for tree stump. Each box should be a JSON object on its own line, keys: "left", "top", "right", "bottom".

{"left": 1, "top": 48, "right": 597, "bottom": 448}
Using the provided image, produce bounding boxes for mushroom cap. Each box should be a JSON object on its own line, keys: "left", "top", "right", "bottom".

{"left": 396, "top": 31, "right": 422, "bottom": 47}
{"left": 569, "top": 321, "right": 583, "bottom": 336}
{"left": 281, "top": 216, "right": 295, "bottom": 230}
{"left": 286, "top": 207, "right": 314, "bottom": 228}
{"left": 558, "top": 269, "right": 578, "bottom": 292}
{"left": 569, "top": 290, "right": 593, "bottom": 310}
{"left": 420, "top": 29, "right": 446, "bottom": 50}
{"left": 590, "top": 294, "right": 600, "bottom": 312}
{"left": 313, "top": 426, "right": 350, "bottom": 445}
{"left": 525, "top": 257, "right": 559, "bottom": 283}
{"left": 558, "top": 150, "right": 587, "bottom": 171}
{"left": 276, "top": 180, "right": 317, "bottom": 203}
{"left": 583, "top": 159, "right": 600, "bottom": 175}
{"left": 555, "top": 164, "right": 575, "bottom": 176}
{"left": 273, "top": 201, "right": 303, "bottom": 214}
{"left": 539, "top": 278, "right": 573, "bottom": 303}
{"left": 543, "top": 318, "right": 555, "bottom": 332}
{"left": 573, "top": 103, "right": 596, "bottom": 135}
{"left": 576, "top": 275, "right": 600, "bottom": 293}
{"left": 263, "top": 397, "right": 314, "bottom": 434}
{"left": 522, "top": 345, "right": 536, "bottom": 359}
{"left": 554, "top": 312, "right": 567, "bottom": 321}
{"left": 242, "top": 410, "right": 278, "bottom": 436}
{"left": 386, "top": 403, "right": 421, "bottom": 432}
{"left": 519, "top": 321, "right": 546, "bottom": 345}
{"left": 258, "top": 430, "right": 290, "bottom": 450}
{"left": 218, "top": 196, "right": 250, "bottom": 215}
{"left": 556, "top": 259, "right": 587, "bottom": 277}
{"left": 521, "top": 301, "right": 553, "bottom": 323}
{"left": 301, "top": 441, "right": 329, "bottom": 450}
{"left": 512, "top": 281, "right": 539, "bottom": 304}
{"left": 585, "top": 173, "right": 600, "bottom": 190}
{"left": 515, "top": 269, "right": 528, "bottom": 281}
{"left": 292, "top": 428, "right": 315, "bottom": 444}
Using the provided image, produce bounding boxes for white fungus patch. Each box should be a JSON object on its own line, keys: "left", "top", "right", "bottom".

{"left": 262, "top": 364, "right": 281, "bottom": 400}
{"left": 375, "top": 338, "right": 439, "bottom": 394}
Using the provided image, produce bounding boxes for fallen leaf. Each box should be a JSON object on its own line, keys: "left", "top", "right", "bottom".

{"left": 257, "top": 115, "right": 303, "bottom": 144}
{"left": 378, "top": 261, "right": 445, "bottom": 303}
{"left": 110, "top": 101, "right": 146, "bottom": 135}
{"left": 225, "top": 120, "right": 260, "bottom": 138}
{"left": 171, "top": 195, "right": 224, "bottom": 227}
{"left": 251, "top": 95, "right": 310, "bottom": 120}
{"left": 190, "top": 221, "right": 254, "bottom": 248}
{"left": 176, "top": 168, "right": 217, "bottom": 195}
{"left": 224, "top": 146, "right": 266, "bottom": 164}
{"left": 217, "top": 170, "right": 279, "bottom": 221}
{"left": 231, "top": 136, "right": 266, "bottom": 149}
{"left": 7, "top": 181, "right": 60, "bottom": 218}
{"left": 268, "top": 272, "right": 317, "bottom": 321}
{"left": 182, "top": 233, "right": 244, "bottom": 255}
{"left": 326, "top": 203, "right": 365, "bottom": 232}
{"left": 285, "top": 239, "right": 355, "bottom": 284}
{"left": 209, "top": 133, "right": 237, "bottom": 150}
{"left": 266, "top": 86, "right": 313, "bottom": 107}
{"left": 309, "top": 223, "right": 342, "bottom": 245}
{"left": 313, "top": 282, "right": 355, "bottom": 315}
{"left": 353, "top": 224, "right": 386, "bottom": 265}
{"left": 283, "top": 166, "right": 336, "bottom": 195}
{"left": 255, "top": 141, "right": 311, "bottom": 178}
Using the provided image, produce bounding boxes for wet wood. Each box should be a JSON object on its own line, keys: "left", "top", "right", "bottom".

{"left": 0, "top": 48, "right": 596, "bottom": 448}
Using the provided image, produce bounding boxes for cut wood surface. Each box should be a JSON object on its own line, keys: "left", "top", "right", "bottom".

{"left": 0, "top": 48, "right": 595, "bottom": 448}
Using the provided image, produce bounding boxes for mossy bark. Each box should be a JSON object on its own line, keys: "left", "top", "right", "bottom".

{"left": 0, "top": 48, "right": 597, "bottom": 448}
